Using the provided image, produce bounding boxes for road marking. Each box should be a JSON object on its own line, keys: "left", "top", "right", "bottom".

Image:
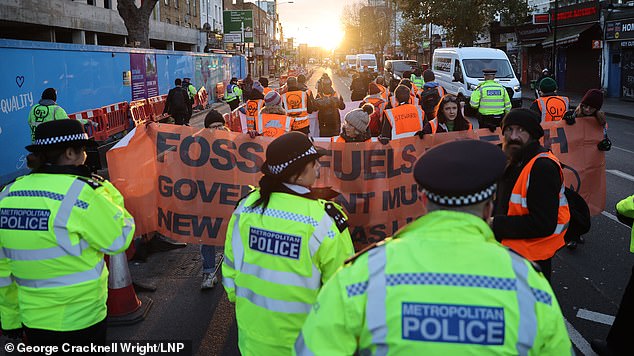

{"left": 613, "top": 145, "right": 634, "bottom": 154}
{"left": 624, "top": 131, "right": 634, "bottom": 136}
{"left": 607, "top": 169, "right": 634, "bottom": 182}
{"left": 565, "top": 318, "right": 596, "bottom": 356}
{"left": 601, "top": 211, "right": 630, "bottom": 228}
{"left": 576, "top": 308, "right": 615, "bottom": 326}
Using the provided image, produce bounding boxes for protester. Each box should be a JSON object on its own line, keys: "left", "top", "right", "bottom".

{"left": 380, "top": 85, "right": 424, "bottom": 141}
{"left": 254, "top": 91, "right": 294, "bottom": 138}
{"left": 27, "top": 88, "right": 72, "bottom": 141}
{"left": 282, "top": 76, "right": 315, "bottom": 134}
{"left": 295, "top": 139, "right": 571, "bottom": 355}
{"left": 242, "top": 73, "right": 254, "bottom": 101}
{"left": 419, "top": 69, "right": 446, "bottom": 123}
{"left": 243, "top": 81, "right": 265, "bottom": 130}
{"left": 419, "top": 94, "right": 472, "bottom": 135}
{"left": 164, "top": 78, "right": 192, "bottom": 125}
{"left": 490, "top": 108, "right": 570, "bottom": 280}
{"left": 350, "top": 73, "right": 368, "bottom": 101}
{"left": 222, "top": 132, "right": 354, "bottom": 355}
{"left": 314, "top": 77, "right": 345, "bottom": 137}
{"left": 259, "top": 77, "right": 273, "bottom": 95}
{"left": 591, "top": 194, "right": 634, "bottom": 356}
{"left": 332, "top": 105, "right": 373, "bottom": 143}
{"left": 359, "top": 82, "right": 387, "bottom": 136}
{"left": 225, "top": 77, "right": 243, "bottom": 111}
{"left": 374, "top": 76, "right": 389, "bottom": 101}
{"left": 0, "top": 119, "right": 135, "bottom": 345}
{"left": 530, "top": 77, "right": 569, "bottom": 122}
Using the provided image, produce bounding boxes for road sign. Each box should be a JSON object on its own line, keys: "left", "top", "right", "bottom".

{"left": 223, "top": 10, "right": 253, "bottom": 43}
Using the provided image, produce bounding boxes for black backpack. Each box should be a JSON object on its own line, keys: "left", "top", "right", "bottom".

{"left": 560, "top": 162, "right": 591, "bottom": 248}
{"left": 420, "top": 87, "right": 442, "bottom": 120}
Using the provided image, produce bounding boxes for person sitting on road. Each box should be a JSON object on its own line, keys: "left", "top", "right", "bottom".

{"left": 419, "top": 94, "right": 472, "bottom": 136}
{"left": 332, "top": 105, "right": 373, "bottom": 143}
{"left": 529, "top": 77, "right": 570, "bottom": 122}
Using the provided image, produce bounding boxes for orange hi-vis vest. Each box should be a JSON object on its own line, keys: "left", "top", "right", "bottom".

{"left": 384, "top": 103, "right": 424, "bottom": 139}
{"left": 428, "top": 118, "right": 472, "bottom": 134}
{"left": 377, "top": 84, "right": 388, "bottom": 101}
{"left": 282, "top": 90, "right": 309, "bottom": 130}
{"left": 245, "top": 99, "right": 264, "bottom": 130}
{"left": 364, "top": 96, "right": 386, "bottom": 117}
{"left": 535, "top": 96, "right": 570, "bottom": 122}
{"left": 502, "top": 152, "right": 570, "bottom": 261}
{"left": 262, "top": 87, "right": 273, "bottom": 95}
{"left": 389, "top": 94, "right": 418, "bottom": 109}
{"left": 330, "top": 136, "right": 376, "bottom": 143}
{"left": 256, "top": 113, "right": 294, "bottom": 138}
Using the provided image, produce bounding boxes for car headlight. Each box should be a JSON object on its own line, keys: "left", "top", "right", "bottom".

{"left": 514, "top": 85, "right": 520, "bottom": 92}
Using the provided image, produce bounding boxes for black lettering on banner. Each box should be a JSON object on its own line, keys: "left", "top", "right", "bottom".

{"left": 400, "top": 145, "right": 417, "bottom": 175}
{"left": 211, "top": 139, "right": 237, "bottom": 170}
{"left": 158, "top": 175, "right": 252, "bottom": 205}
{"left": 180, "top": 136, "right": 211, "bottom": 167}
{"left": 156, "top": 132, "right": 181, "bottom": 163}
{"left": 336, "top": 192, "right": 375, "bottom": 214}
{"left": 543, "top": 127, "right": 568, "bottom": 153}
{"left": 349, "top": 218, "right": 415, "bottom": 246}
{"left": 237, "top": 141, "right": 264, "bottom": 173}
{"left": 364, "top": 149, "right": 386, "bottom": 180}
{"left": 382, "top": 185, "right": 420, "bottom": 211}
{"left": 334, "top": 150, "right": 361, "bottom": 180}
{"left": 157, "top": 207, "right": 223, "bottom": 238}
{"left": 317, "top": 150, "right": 333, "bottom": 169}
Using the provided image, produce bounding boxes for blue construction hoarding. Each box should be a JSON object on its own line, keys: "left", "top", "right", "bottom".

{"left": 0, "top": 39, "right": 247, "bottom": 184}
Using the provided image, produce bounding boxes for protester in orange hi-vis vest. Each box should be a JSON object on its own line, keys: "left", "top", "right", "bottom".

{"left": 254, "top": 91, "right": 294, "bottom": 138}
{"left": 360, "top": 83, "right": 387, "bottom": 136}
{"left": 418, "top": 94, "right": 472, "bottom": 137}
{"left": 490, "top": 109, "right": 570, "bottom": 281}
{"left": 375, "top": 76, "right": 389, "bottom": 101}
{"left": 259, "top": 77, "right": 273, "bottom": 95}
{"left": 331, "top": 105, "right": 375, "bottom": 143}
{"left": 530, "top": 77, "right": 569, "bottom": 122}
{"left": 282, "top": 77, "right": 315, "bottom": 135}
{"left": 380, "top": 85, "right": 424, "bottom": 141}
{"left": 243, "top": 81, "right": 265, "bottom": 130}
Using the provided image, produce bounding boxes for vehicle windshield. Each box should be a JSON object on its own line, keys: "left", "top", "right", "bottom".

{"left": 360, "top": 59, "right": 376, "bottom": 66}
{"left": 462, "top": 59, "right": 515, "bottom": 78}
{"left": 348, "top": 58, "right": 356, "bottom": 64}
{"left": 393, "top": 61, "right": 418, "bottom": 73}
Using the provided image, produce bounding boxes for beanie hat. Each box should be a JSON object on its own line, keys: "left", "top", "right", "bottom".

{"left": 345, "top": 108, "right": 370, "bottom": 133}
{"left": 261, "top": 132, "right": 325, "bottom": 178}
{"left": 361, "top": 103, "right": 375, "bottom": 116}
{"left": 42, "top": 88, "right": 57, "bottom": 101}
{"left": 368, "top": 82, "right": 381, "bottom": 95}
{"left": 264, "top": 91, "right": 282, "bottom": 107}
{"left": 423, "top": 69, "right": 435, "bottom": 82}
{"left": 252, "top": 81, "right": 264, "bottom": 94}
{"left": 581, "top": 89, "right": 603, "bottom": 110}
{"left": 204, "top": 109, "right": 225, "bottom": 128}
{"left": 539, "top": 77, "right": 557, "bottom": 93}
{"left": 502, "top": 108, "right": 544, "bottom": 139}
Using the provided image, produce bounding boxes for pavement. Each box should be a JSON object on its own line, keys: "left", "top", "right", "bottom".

{"left": 521, "top": 84, "right": 633, "bottom": 121}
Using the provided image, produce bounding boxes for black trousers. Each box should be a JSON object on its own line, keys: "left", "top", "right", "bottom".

{"left": 24, "top": 318, "right": 107, "bottom": 352}
{"left": 228, "top": 99, "right": 240, "bottom": 111}
{"left": 478, "top": 114, "right": 504, "bottom": 130}
{"left": 535, "top": 258, "right": 552, "bottom": 281}
{"left": 606, "top": 264, "right": 634, "bottom": 354}
{"left": 172, "top": 113, "right": 188, "bottom": 125}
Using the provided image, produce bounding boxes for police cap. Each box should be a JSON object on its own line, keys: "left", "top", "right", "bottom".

{"left": 482, "top": 68, "right": 497, "bottom": 75}
{"left": 26, "top": 119, "right": 98, "bottom": 152}
{"left": 414, "top": 140, "right": 506, "bottom": 206}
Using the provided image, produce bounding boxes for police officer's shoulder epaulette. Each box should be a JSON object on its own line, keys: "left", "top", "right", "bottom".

{"left": 319, "top": 200, "right": 348, "bottom": 233}
{"left": 235, "top": 185, "right": 258, "bottom": 209}
{"left": 76, "top": 176, "right": 103, "bottom": 190}
{"left": 507, "top": 247, "right": 542, "bottom": 273}
{"left": 90, "top": 173, "right": 106, "bottom": 182}
{"left": 344, "top": 237, "right": 392, "bottom": 265}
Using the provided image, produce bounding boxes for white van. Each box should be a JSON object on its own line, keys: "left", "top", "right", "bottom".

{"left": 432, "top": 47, "right": 522, "bottom": 108}
{"left": 346, "top": 55, "right": 357, "bottom": 71}
{"left": 356, "top": 54, "right": 378, "bottom": 77}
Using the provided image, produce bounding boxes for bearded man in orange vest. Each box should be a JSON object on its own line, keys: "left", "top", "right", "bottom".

{"left": 489, "top": 109, "right": 570, "bottom": 281}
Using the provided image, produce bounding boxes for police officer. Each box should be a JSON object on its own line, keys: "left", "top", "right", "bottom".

{"left": 0, "top": 119, "right": 135, "bottom": 345}
{"left": 295, "top": 139, "right": 572, "bottom": 355}
{"left": 27, "top": 88, "right": 70, "bottom": 141}
{"left": 410, "top": 67, "right": 425, "bottom": 94}
{"left": 470, "top": 68, "right": 511, "bottom": 131}
{"left": 530, "top": 77, "right": 570, "bottom": 122}
{"left": 225, "top": 77, "right": 243, "bottom": 111}
{"left": 223, "top": 132, "right": 354, "bottom": 355}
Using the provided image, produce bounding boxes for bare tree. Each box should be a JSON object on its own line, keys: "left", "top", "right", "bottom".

{"left": 117, "top": 0, "right": 159, "bottom": 48}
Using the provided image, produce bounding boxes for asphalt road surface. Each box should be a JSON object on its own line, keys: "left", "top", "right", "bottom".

{"left": 106, "top": 66, "right": 634, "bottom": 356}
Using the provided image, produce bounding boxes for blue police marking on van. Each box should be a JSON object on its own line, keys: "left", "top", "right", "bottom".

{"left": 249, "top": 227, "right": 302, "bottom": 259}
{"left": 0, "top": 208, "right": 50, "bottom": 231}
{"left": 486, "top": 90, "right": 502, "bottom": 96}
{"left": 402, "top": 302, "right": 505, "bottom": 345}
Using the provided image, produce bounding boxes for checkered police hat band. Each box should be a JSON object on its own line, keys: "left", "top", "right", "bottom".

{"left": 266, "top": 146, "right": 317, "bottom": 175}
{"left": 424, "top": 183, "right": 497, "bottom": 207}
{"left": 33, "top": 133, "right": 89, "bottom": 146}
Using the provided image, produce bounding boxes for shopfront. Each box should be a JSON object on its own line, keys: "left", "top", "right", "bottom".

{"left": 606, "top": 12, "right": 634, "bottom": 100}
{"left": 516, "top": 23, "right": 550, "bottom": 86}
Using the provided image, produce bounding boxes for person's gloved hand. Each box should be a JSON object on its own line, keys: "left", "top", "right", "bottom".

{"left": 379, "top": 137, "right": 390, "bottom": 145}
{"left": 598, "top": 137, "right": 612, "bottom": 151}
{"left": 563, "top": 111, "right": 576, "bottom": 125}
{"left": 414, "top": 130, "right": 426, "bottom": 139}
{"left": 247, "top": 130, "right": 259, "bottom": 139}
{"left": 2, "top": 327, "right": 23, "bottom": 340}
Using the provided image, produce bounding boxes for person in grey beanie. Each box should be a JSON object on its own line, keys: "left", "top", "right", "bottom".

{"left": 335, "top": 104, "right": 373, "bottom": 142}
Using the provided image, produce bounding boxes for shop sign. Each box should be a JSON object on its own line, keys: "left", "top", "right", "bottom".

{"left": 549, "top": 2, "right": 599, "bottom": 27}
{"left": 516, "top": 24, "right": 550, "bottom": 41}
{"left": 533, "top": 13, "right": 550, "bottom": 24}
{"left": 606, "top": 20, "right": 634, "bottom": 41}
{"left": 621, "top": 40, "right": 634, "bottom": 48}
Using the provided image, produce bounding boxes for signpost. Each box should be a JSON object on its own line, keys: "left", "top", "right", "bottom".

{"left": 223, "top": 10, "right": 254, "bottom": 43}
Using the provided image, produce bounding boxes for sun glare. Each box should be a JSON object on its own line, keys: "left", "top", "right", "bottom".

{"left": 297, "top": 21, "right": 344, "bottom": 51}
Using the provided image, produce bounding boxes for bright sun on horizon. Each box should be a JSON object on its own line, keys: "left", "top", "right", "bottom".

{"left": 283, "top": 17, "right": 344, "bottom": 52}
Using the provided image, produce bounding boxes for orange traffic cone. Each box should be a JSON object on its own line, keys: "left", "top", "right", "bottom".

{"left": 106, "top": 252, "right": 153, "bottom": 326}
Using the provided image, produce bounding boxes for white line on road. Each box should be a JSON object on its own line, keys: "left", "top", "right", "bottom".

{"left": 565, "top": 318, "right": 597, "bottom": 356}
{"left": 576, "top": 308, "right": 615, "bottom": 326}
{"left": 607, "top": 169, "right": 634, "bottom": 182}
{"left": 601, "top": 211, "right": 630, "bottom": 228}
{"left": 613, "top": 146, "right": 634, "bottom": 154}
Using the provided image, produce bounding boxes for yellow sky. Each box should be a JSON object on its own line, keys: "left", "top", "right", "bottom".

{"left": 276, "top": 0, "right": 348, "bottom": 50}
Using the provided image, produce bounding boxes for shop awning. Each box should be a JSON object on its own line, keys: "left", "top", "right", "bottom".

{"left": 519, "top": 39, "right": 544, "bottom": 47}
{"left": 542, "top": 23, "right": 595, "bottom": 47}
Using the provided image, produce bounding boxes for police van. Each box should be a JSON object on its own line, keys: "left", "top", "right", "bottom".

{"left": 346, "top": 55, "right": 357, "bottom": 71}
{"left": 356, "top": 53, "right": 378, "bottom": 77}
{"left": 432, "top": 47, "right": 522, "bottom": 108}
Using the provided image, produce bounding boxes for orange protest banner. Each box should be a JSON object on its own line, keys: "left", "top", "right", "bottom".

{"left": 107, "top": 118, "right": 605, "bottom": 250}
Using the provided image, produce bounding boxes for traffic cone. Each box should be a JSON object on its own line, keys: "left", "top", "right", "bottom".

{"left": 106, "top": 252, "right": 153, "bottom": 326}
